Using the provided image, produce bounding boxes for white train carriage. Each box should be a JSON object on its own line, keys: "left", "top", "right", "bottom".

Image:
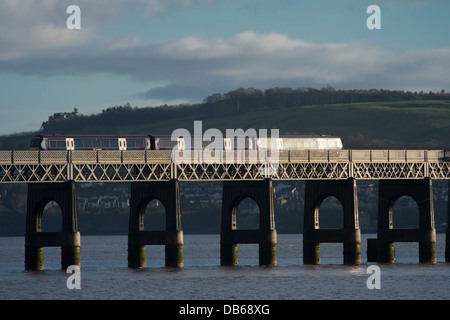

{"left": 31, "top": 134, "right": 343, "bottom": 151}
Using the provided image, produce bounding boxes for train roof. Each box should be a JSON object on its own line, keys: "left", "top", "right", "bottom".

{"left": 32, "top": 134, "right": 341, "bottom": 139}
{"left": 32, "top": 134, "right": 151, "bottom": 138}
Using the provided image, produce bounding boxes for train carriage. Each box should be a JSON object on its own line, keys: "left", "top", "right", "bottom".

{"left": 30, "top": 134, "right": 343, "bottom": 151}
{"left": 30, "top": 135, "right": 152, "bottom": 151}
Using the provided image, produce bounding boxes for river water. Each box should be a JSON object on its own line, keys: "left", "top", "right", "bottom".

{"left": 0, "top": 234, "right": 448, "bottom": 300}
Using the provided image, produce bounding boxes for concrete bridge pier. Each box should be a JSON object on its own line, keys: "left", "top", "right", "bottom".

{"left": 220, "top": 179, "right": 277, "bottom": 266}
{"left": 303, "top": 178, "right": 361, "bottom": 265}
{"left": 25, "top": 181, "right": 80, "bottom": 270}
{"left": 128, "top": 180, "right": 183, "bottom": 268}
{"left": 444, "top": 180, "right": 450, "bottom": 262}
{"left": 446, "top": 219, "right": 450, "bottom": 262}
{"left": 374, "top": 179, "right": 436, "bottom": 263}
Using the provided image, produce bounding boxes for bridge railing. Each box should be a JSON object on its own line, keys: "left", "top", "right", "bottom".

{"left": 0, "top": 149, "right": 447, "bottom": 165}
{"left": 1, "top": 150, "right": 450, "bottom": 182}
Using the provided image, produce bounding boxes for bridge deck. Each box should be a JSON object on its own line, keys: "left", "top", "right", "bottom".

{"left": 0, "top": 149, "right": 449, "bottom": 182}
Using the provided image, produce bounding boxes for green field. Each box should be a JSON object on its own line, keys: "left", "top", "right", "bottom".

{"left": 2, "top": 100, "right": 450, "bottom": 150}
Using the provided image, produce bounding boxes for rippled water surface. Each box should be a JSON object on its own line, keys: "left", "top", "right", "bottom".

{"left": 0, "top": 234, "right": 448, "bottom": 300}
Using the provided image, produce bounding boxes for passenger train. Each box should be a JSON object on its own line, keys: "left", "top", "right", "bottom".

{"left": 30, "top": 134, "right": 343, "bottom": 151}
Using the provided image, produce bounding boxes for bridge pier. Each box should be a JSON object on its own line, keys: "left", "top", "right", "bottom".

{"left": 128, "top": 180, "right": 183, "bottom": 268}
{"left": 303, "top": 178, "right": 361, "bottom": 265}
{"left": 220, "top": 179, "right": 277, "bottom": 266}
{"left": 445, "top": 181, "right": 450, "bottom": 262}
{"left": 447, "top": 180, "right": 450, "bottom": 262}
{"left": 371, "top": 178, "right": 436, "bottom": 263}
{"left": 25, "top": 181, "right": 80, "bottom": 270}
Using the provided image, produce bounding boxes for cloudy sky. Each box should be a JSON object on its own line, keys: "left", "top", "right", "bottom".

{"left": 1, "top": 0, "right": 449, "bottom": 135}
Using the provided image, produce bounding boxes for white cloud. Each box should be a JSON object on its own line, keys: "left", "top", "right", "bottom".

{"left": 0, "top": 0, "right": 449, "bottom": 102}
{"left": 0, "top": 0, "right": 219, "bottom": 59}
{"left": 2, "top": 29, "right": 450, "bottom": 100}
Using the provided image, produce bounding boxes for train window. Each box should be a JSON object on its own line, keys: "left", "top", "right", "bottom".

{"left": 49, "top": 139, "right": 66, "bottom": 149}
{"left": 99, "top": 139, "right": 108, "bottom": 149}
{"left": 156, "top": 137, "right": 177, "bottom": 150}
{"left": 73, "top": 139, "right": 81, "bottom": 149}
{"left": 83, "top": 139, "right": 92, "bottom": 149}
{"left": 128, "top": 140, "right": 136, "bottom": 148}
{"left": 128, "top": 139, "right": 145, "bottom": 149}
{"left": 92, "top": 139, "right": 101, "bottom": 149}
{"left": 109, "top": 139, "right": 118, "bottom": 149}
{"left": 100, "top": 139, "right": 110, "bottom": 149}
{"left": 30, "top": 138, "right": 42, "bottom": 148}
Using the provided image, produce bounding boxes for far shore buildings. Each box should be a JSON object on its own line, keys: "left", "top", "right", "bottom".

{"left": 1, "top": 180, "right": 448, "bottom": 231}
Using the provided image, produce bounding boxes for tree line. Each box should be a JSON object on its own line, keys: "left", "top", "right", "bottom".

{"left": 202, "top": 87, "right": 450, "bottom": 112}
{"left": 38, "top": 87, "right": 450, "bottom": 133}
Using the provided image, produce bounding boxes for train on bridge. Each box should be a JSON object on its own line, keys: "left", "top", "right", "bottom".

{"left": 29, "top": 134, "right": 343, "bottom": 151}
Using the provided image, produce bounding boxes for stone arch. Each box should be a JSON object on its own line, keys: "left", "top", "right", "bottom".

{"left": 303, "top": 178, "right": 360, "bottom": 265}
{"left": 26, "top": 181, "right": 79, "bottom": 234}
{"left": 304, "top": 179, "right": 359, "bottom": 232}
{"left": 38, "top": 198, "right": 63, "bottom": 232}
{"left": 25, "top": 181, "right": 80, "bottom": 270}
{"left": 129, "top": 181, "right": 181, "bottom": 234}
{"left": 376, "top": 179, "right": 436, "bottom": 263}
{"left": 220, "top": 179, "right": 277, "bottom": 266}
{"left": 222, "top": 180, "right": 275, "bottom": 233}
{"left": 233, "top": 195, "right": 260, "bottom": 230}
{"left": 314, "top": 195, "right": 344, "bottom": 229}
{"left": 30, "top": 197, "right": 55, "bottom": 232}
{"left": 142, "top": 197, "right": 166, "bottom": 231}
{"left": 378, "top": 179, "right": 435, "bottom": 232}
{"left": 390, "top": 195, "right": 420, "bottom": 229}
{"left": 128, "top": 180, "right": 183, "bottom": 268}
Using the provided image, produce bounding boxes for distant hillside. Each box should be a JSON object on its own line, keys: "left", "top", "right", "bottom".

{"left": 2, "top": 87, "right": 450, "bottom": 150}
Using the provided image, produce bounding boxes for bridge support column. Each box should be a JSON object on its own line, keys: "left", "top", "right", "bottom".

{"left": 303, "top": 178, "right": 361, "bottom": 265}
{"left": 220, "top": 179, "right": 277, "bottom": 266}
{"left": 446, "top": 180, "right": 450, "bottom": 262}
{"left": 377, "top": 179, "right": 436, "bottom": 263}
{"left": 128, "top": 180, "right": 183, "bottom": 268}
{"left": 25, "top": 181, "right": 80, "bottom": 270}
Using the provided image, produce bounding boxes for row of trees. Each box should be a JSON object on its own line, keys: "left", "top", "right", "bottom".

{"left": 39, "top": 87, "right": 450, "bottom": 133}
{"left": 202, "top": 87, "right": 450, "bottom": 112}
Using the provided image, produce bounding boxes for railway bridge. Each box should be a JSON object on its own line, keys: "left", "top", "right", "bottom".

{"left": 1, "top": 149, "right": 449, "bottom": 269}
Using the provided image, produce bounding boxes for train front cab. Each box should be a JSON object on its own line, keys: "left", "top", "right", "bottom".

{"left": 30, "top": 135, "right": 43, "bottom": 150}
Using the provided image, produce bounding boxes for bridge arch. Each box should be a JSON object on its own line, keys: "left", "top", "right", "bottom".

{"left": 25, "top": 181, "right": 80, "bottom": 270}
{"left": 233, "top": 196, "right": 260, "bottom": 230}
{"left": 378, "top": 179, "right": 435, "bottom": 231}
{"left": 221, "top": 179, "right": 276, "bottom": 266}
{"left": 37, "top": 198, "right": 63, "bottom": 232}
{"left": 28, "top": 197, "right": 56, "bottom": 232}
{"left": 376, "top": 179, "right": 436, "bottom": 263}
{"left": 390, "top": 195, "right": 420, "bottom": 229}
{"left": 128, "top": 180, "right": 183, "bottom": 268}
{"left": 303, "top": 179, "right": 360, "bottom": 265}
{"left": 314, "top": 195, "right": 344, "bottom": 229}
{"left": 142, "top": 198, "right": 166, "bottom": 231}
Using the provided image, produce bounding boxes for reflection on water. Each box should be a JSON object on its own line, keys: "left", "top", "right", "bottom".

{"left": 0, "top": 234, "right": 448, "bottom": 300}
